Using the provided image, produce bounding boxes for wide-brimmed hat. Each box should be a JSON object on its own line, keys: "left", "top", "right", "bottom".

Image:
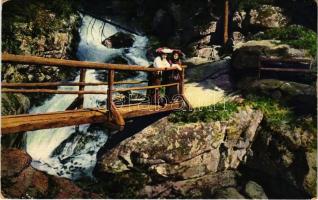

{"left": 172, "top": 49, "right": 185, "bottom": 57}
{"left": 156, "top": 47, "right": 173, "bottom": 54}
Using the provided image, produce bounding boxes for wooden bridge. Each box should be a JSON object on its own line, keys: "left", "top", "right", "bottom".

{"left": 1, "top": 54, "right": 191, "bottom": 134}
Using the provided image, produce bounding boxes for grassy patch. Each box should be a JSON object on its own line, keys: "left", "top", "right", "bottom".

{"left": 244, "top": 94, "right": 317, "bottom": 132}
{"left": 169, "top": 94, "right": 316, "bottom": 135}
{"left": 168, "top": 101, "right": 239, "bottom": 123}
{"left": 252, "top": 25, "right": 317, "bottom": 57}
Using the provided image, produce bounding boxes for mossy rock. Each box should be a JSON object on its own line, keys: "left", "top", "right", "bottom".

{"left": 1, "top": 93, "right": 30, "bottom": 116}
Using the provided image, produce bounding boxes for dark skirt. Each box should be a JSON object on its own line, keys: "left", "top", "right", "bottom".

{"left": 147, "top": 72, "right": 162, "bottom": 104}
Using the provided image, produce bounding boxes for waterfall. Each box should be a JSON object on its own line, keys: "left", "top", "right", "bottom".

{"left": 26, "top": 14, "right": 149, "bottom": 180}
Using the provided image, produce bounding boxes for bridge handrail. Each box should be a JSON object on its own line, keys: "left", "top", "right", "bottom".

{"left": 1, "top": 53, "right": 185, "bottom": 71}
{"left": 1, "top": 53, "right": 190, "bottom": 129}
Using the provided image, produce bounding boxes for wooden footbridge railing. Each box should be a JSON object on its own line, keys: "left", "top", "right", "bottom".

{"left": 1, "top": 54, "right": 191, "bottom": 134}
{"left": 258, "top": 56, "right": 315, "bottom": 79}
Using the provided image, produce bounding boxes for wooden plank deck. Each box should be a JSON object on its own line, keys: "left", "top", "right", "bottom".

{"left": 1, "top": 102, "right": 182, "bottom": 135}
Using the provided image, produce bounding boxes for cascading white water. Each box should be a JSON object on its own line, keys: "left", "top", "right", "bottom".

{"left": 26, "top": 14, "right": 149, "bottom": 179}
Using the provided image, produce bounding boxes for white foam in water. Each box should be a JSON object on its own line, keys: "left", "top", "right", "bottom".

{"left": 26, "top": 14, "right": 150, "bottom": 179}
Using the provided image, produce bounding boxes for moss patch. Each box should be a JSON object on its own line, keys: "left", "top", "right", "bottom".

{"left": 168, "top": 101, "right": 239, "bottom": 123}
{"left": 252, "top": 25, "right": 317, "bottom": 57}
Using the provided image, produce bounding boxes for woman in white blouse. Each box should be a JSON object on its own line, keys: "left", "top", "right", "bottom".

{"left": 148, "top": 49, "right": 172, "bottom": 106}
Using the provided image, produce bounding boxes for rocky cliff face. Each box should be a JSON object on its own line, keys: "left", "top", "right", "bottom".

{"left": 243, "top": 119, "right": 317, "bottom": 198}
{"left": 90, "top": 106, "right": 263, "bottom": 198}
{"left": 2, "top": 0, "right": 80, "bottom": 107}
{"left": 1, "top": 0, "right": 81, "bottom": 150}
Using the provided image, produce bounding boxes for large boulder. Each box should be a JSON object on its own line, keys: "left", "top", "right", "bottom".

{"left": 102, "top": 32, "right": 135, "bottom": 48}
{"left": 94, "top": 106, "right": 263, "bottom": 198}
{"left": 248, "top": 5, "right": 289, "bottom": 30}
{"left": 232, "top": 40, "right": 311, "bottom": 70}
{"left": 1, "top": 148, "right": 100, "bottom": 198}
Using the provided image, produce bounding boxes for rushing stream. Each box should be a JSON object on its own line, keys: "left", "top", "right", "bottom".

{"left": 26, "top": 14, "right": 149, "bottom": 180}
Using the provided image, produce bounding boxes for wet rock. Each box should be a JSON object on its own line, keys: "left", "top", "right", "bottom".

{"left": 213, "top": 187, "right": 245, "bottom": 199}
{"left": 1, "top": 148, "right": 100, "bottom": 198}
{"left": 102, "top": 32, "right": 134, "bottom": 48}
{"left": 244, "top": 181, "right": 268, "bottom": 199}
{"left": 248, "top": 5, "right": 289, "bottom": 30}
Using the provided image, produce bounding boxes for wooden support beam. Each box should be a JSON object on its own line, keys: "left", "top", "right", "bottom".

{"left": 78, "top": 69, "right": 86, "bottom": 109}
{"left": 223, "top": 0, "right": 229, "bottom": 44}
{"left": 107, "top": 70, "right": 114, "bottom": 119}
{"left": 114, "top": 80, "right": 148, "bottom": 85}
{"left": 259, "top": 57, "right": 312, "bottom": 63}
{"left": 113, "top": 83, "right": 179, "bottom": 93}
{"left": 2, "top": 89, "right": 107, "bottom": 94}
{"left": 181, "top": 94, "right": 193, "bottom": 111}
{"left": 2, "top": 54, "right": 185, "bottom": 72}
{"left": 1, "top": 102, "right": 183, "bottom": 134}
{"left": 1, "top": 108, "right": 109, "bottom": 134}
{"left": 259, "top": 68, "right": 313, "bottom": 72}
{"left": 110, "top": 102, "right": 125, "bottom": 131}
{"left": 179, "top": 69, "right": 185, "bottom": 95}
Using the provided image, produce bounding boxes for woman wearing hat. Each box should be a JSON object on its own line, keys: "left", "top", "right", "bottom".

{"left": 164, "top": 50, "right": 183, "bottom": 103}
{"left": 148, "top": 48, "right": 172, "bottom": 106}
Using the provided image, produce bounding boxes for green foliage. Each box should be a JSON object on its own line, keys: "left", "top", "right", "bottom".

{"left": 252, "top": 25, "right": 317, "bottom": 57}
{"left": 168, "top": 101, "right": 239, "bottom": 123}
{"left": 244, "top": 94, "right": 317, "bottom": 132}
{"left": 244, "top": 95, "right": 294, "bottom": 126}
{"left": 169, "top": 94, "right": 316, "bottom": 134}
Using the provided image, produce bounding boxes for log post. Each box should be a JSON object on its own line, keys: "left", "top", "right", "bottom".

{"left": 178, "top": 69, "right": 185, "bottom": 95}
{"left": 107, "top": 69, "right": 114, "bottom": 119}
{"left": 224, "top": 0, "right": 229, "bottom": 45}
{"left": 78, "top": 69, "right": 86, "bottom": 109}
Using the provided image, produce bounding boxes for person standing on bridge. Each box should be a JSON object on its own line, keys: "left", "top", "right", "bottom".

{"left": 148, "top": 48, "right": 172, "bottom": 106}
{"left": 164, "top": 49, "right": 183, "bottom": 103}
